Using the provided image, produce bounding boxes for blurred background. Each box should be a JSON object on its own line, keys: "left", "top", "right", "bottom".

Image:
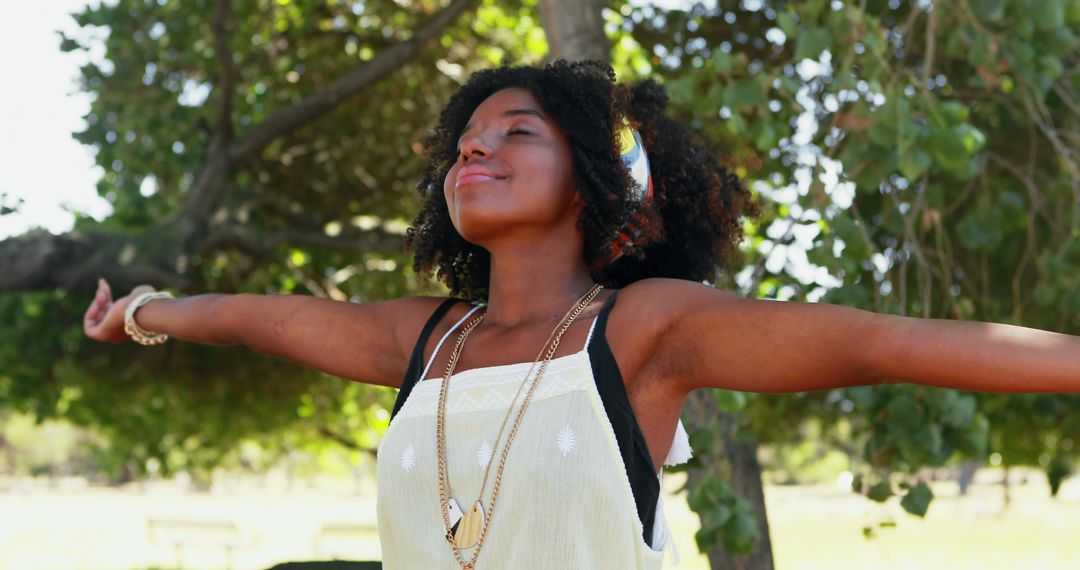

{"left": 1, "top": 0, "right": 1079, "bottom": 568}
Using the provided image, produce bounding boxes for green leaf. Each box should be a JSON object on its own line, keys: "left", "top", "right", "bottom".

{"left": 705, "top": 503, "right": 733, "bottom": 527}
{"left": 939, "top": 101, "right": 970, "bottom": 123}
{"left": 898, "top": 147, "right": 933, "bottom": 180}
{"left": 868, "top": 480, "right": 893, "bottom": 502}
{"left": 1030, "top": 0, "right": 1065, "bottom": 30}
{"left": 1044, "top": 28, "right": 1078, "bottom": 58}
{"left": 886, "top": 395, "right": 924, "bottom": 429}
{"left": 969, "top": 34, "right": 998, "bottom": 68}
{"left": 715, "top": 390, "right": 748, "bottom": 414}
{"left": 711, "top": 50, "right": 737, "bottom": 74}
{"left": 940, "top": 395, "right": 977, "bottom": 428}
{"left": 753, "top": 123, "right": 778, "bottom": 152}
{"left": 927, "top": 185, "right": 946, "bottom": 208}
{"left": 795, "top": 27, "right": 831, "bottom": 61}
{"left": 957, "top": 206, "right": 1005, "bottom": 251}
{"left": 777, "top": 11, "right": 798, "bottom": 36}
{"left": 665, "top": 75, "right": 696, "bottom": 105}
{"left": 971, "top": 0, "right": 1006, "bottom": 21}
{"left": 1034, "top": 282, "right": 1059, "bottom": 306}
{"left": 868, "top": 96, "right": 914, "bottom": 148}
{"left": 955, "top": 124, "right": 987, "bottom": 154}
{"left": 900, "top": 482, "right": 934, "bottom": 517}
{"left": 723, "top": 512, "right": 759, "bottom": 554}
{"left": 1069, "top": 0, "right": 1080, "bottom": 24}
{"left": 927, "top": 123, "right": 984, "bottom": 174}
{"left": 723, "top": 78, "right": 766, "bottom": 109}
{"left": 847, "top": 386, "right": 876, "bottom": 412}
{"left": 1039, "top": 54, "right": 1065, "bottom": 81}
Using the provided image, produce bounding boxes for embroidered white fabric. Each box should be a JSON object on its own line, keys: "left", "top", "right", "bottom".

{"left": 387, "top": 308, "right": 695, "bottom": 568}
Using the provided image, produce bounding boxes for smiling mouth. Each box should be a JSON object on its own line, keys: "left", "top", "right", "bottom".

{"left": 456, "top": 173, "right": 502, "bottom": 187}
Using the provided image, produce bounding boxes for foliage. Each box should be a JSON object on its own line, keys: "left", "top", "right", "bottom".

{"left": 0, "top": 0, "right": 547, "bottom": 481}
{"left": 615, "top": 0, "right": 1080, "bottom": 553}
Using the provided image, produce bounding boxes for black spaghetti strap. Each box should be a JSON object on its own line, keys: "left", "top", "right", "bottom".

{"left": 587, "top": 290, "right": 661, "bottom": 546}
{"left": 389, "top": 298, "right": 460, "bottom": 421}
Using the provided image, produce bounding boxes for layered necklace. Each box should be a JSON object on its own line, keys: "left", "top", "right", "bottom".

{"left": 435, "top": 283, "right": 604, "bottom": 569}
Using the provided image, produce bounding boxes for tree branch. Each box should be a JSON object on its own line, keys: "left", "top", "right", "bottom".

{"left": 175, "top": 0, "right": 471, "bottom": 242}
{"left": 922, "top": 4, "right": 937, "bottom": 90}
{"left": 212, "top": 0, "right": 238, "bottom": 141}
{"left": 226, "top": 0, "right": 474, "bottom": 161}
{"left": 318, "top": 426, "right": 377, "bottom": 458}
{"left": 202, "top": 224, "right": 406, "bottom": 260}
{"left": 0, "top": 222, "right": 405, "bottom": 294}
{"left": 0, "top": 229, "right": 189, "bottom": 293}
{"left": 175, "top": 0, "right": 240, "bottom": 228}
{"left": 2, "top": 0, "right": 472, "bottom": 295}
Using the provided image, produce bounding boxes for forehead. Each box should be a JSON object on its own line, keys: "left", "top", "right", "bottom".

{"left": 467, "top": 87, "right": 545, "bottom": 121}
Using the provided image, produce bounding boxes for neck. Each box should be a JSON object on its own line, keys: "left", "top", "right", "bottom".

{"left": 481, "top": 237, "right": 597, "bottom": 330}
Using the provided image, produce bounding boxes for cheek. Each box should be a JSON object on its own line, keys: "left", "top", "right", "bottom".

{"left": 443, "top": 165, "right": 458, "bottom": 205}
{"left": 443, "top": 163, "right": 457, "bottom": 193}
{"left": 441, "top": 167, "right": 462, "bottom": 231}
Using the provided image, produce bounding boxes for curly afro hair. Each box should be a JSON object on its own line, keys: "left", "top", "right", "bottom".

{"left": 406, "top": 60, "right": 756, "bottom": 301}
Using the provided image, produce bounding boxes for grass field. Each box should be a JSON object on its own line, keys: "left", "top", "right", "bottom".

{"left": 1, "top": 468, "right": 1077, "bottom": 570}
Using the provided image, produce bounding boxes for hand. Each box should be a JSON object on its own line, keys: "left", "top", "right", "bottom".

{"left": 83, "top": 279, "right": 156, "bottom": 344}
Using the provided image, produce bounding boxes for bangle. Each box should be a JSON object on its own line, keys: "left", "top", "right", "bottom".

{"left": 124, "top": 291, "right": 175, "bottom": 346}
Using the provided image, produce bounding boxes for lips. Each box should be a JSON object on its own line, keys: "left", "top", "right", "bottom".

{"left": 455, "top": 165, "right": 504, "bottom": 188}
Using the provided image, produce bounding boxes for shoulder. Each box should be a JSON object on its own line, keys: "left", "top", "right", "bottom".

{"left": 615, "top": 277, "right": 741, "bottom": 326}
{"left": 602, "top": 278, "right": 740, "bottom": 382}
{"left": 369, "top": 295, "right": 475, "bottom": 358}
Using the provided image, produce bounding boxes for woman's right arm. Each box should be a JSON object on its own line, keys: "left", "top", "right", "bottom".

{"left": 84, "top": 279, "right": 444, "bottom": 388}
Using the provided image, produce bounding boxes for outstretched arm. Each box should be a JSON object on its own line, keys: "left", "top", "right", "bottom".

{"left": 634, "top": 279, "right": 1080, "bottom": 394}
{"left": 84, "top": 279, "right": 446, "bottom": 388}
{"left": 860, "top": 312, "right": 1078, "bottom": 392}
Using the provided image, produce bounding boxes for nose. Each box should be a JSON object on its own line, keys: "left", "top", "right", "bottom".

{"left": 458, "top": 131, "right": 492, "bottom": 162}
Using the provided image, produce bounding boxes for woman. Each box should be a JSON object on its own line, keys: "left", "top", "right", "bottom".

{"left": 84, "top": 61, "right": 1080, "bottom": 569}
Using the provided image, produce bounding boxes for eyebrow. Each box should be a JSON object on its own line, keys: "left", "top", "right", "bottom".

{"left": 458, "top": 108, "right": 548, "bottom": 144}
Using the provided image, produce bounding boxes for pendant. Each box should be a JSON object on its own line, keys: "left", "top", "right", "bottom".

{"left": 454, "top": 500, "right": 485, "bottom": 549}
{"left": 446, "top": 497, "right": 465, "bottom": 534}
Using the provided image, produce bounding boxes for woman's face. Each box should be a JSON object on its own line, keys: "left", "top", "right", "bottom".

{"left": 443, "top": 87, "right": 581, "bottom": 245}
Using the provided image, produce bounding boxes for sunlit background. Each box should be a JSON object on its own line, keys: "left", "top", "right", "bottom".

{"left": 3, "top": 0, "right": 1080, "bottom": 569}
{"left": 0, "top": 1, "right": 112, "bottom": 240}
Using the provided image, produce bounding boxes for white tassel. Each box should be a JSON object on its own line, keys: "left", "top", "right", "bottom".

{"left": 648, "top": 421, "right": 694, "bottom": 565}
{"left": 653, "top": 472, "right": 683, "bottom": 565}
{"left": 663, "top": 419, "right": 694, "bottom": 467}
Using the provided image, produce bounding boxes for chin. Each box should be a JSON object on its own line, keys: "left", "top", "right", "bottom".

{"left": 450, "top": 210, "right": 502, "bottom": 246}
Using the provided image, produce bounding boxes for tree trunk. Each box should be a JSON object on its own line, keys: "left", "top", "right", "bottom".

{"left": 957, "top": 460, "right": 978, "bottom": 496}
{"left": 685, "top": 391, "right": 776, "bottom": 570}
{"left": 537, "top": 0, "right": 609, "bottom": 62}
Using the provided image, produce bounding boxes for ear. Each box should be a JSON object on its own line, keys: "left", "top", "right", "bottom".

{"left": 569, "top": 189, "right": 587, "bottom": 216}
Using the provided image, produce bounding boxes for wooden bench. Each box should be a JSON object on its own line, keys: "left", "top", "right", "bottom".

{"left": 311, "top": 522, "right": 380, "bottom": 560}
{"left": 147, "top": 518, "right": 246, "bottom": 570}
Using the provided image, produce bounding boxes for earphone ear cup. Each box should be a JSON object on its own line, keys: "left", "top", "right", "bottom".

{"left": 592, "top": 122, "right": 655, "bottom": 270}
{"left": 619, "top": 126, "right": 653, "bottom": 203}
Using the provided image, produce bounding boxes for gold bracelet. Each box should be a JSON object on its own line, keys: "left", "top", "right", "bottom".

{"left": 123, "top": 291, "right": 174, "bottom": 346}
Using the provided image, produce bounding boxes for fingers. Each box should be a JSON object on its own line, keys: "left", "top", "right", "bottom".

{"left": 84, "top": 279, "right": 112, "bottom": 335}
{"left": 83, "top": 303, "right": 97, "bottom": 331}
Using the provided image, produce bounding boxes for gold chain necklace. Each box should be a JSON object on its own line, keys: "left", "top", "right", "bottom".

{"left": 436, "top": 284, "right": 603, "bottom": 569}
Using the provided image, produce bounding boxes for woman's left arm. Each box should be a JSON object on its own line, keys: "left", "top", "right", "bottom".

{"left": 858, "top": 308, "right": 1079, "bottom": 393}
{"left": 634, "top": 279, "right": 1080, "bottom": 394}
